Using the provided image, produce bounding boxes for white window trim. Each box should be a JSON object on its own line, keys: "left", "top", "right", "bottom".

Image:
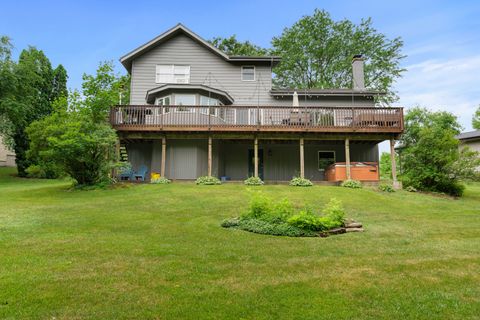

{"left": 155, "top": 64, "right": 190, "bottom": 84}
{"left": 155, "top": 96, "right": 171, "bottom": 114}
{"left": 241, "top": 65, "right": 255, "bottom": 81}
{"left": 318, "top": 150, "right": 336, "bottom": 171}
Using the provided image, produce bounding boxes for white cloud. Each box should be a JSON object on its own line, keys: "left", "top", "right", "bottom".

{"left": 394, "top": 55, "right": 480, "bottom": 131}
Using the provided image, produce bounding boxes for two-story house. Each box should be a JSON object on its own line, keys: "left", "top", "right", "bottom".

{"left": 110, "top": 24, "right": 403, "bottom": 183}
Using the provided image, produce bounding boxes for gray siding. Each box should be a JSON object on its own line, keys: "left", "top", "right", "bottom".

{"left": 130, "top": 34, "right": 273, "bottom": 105}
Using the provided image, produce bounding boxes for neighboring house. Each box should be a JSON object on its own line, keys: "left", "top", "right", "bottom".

{"left": 110, "top": 24, "right": 403, "bottom": 182}
{"left": 0, "top": 136, "right": 15, "bottom": 167}
{"left": 457, "top": 130, "right": 480, "bottom": 171}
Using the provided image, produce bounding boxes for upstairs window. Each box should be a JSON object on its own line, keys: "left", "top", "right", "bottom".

{"left": 156, "top": 65, "right": 190, "bottom": 84}
{"left": 241, "top": 66, "right": 255, "bottom": 81}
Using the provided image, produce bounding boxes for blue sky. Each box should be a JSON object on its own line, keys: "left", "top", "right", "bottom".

{"left": 2, "top": 0, "right": 480, "bottom": 133}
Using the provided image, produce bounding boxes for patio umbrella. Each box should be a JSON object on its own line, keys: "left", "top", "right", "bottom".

{"left": 292, "top": 90, "right": 299, "bottom": 112}
{"left": 292, "top": 90, "right": 299, "bottom": 107}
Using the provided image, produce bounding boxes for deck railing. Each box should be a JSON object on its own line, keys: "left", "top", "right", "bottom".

{"left": 110, "top": 105, "right": 404, "bottom": 133}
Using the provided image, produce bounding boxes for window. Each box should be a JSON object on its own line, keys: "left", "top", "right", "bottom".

{"left": 174, "top": 94, "right": 195, "bottom": 112}
{"left": 318, "top": 151, "right": 335, "bottom": 171}
{"left": 155, "top": 96, "right": 171, "bottom": 114}
{"left": 241, "top": 66, "right": 255, "bottom": 81}
{"left": 200, "top": 96, "right": 219, "bottom": 115}
{"left": 156, "top": 65, "right": 190, "bottom": 83}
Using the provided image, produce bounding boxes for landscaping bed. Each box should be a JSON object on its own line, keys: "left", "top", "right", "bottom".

{"left": 221, "top": 192, "right": 363, "bottom": 237}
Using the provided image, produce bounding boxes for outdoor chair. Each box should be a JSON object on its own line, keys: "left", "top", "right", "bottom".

{"left": 119, "top": 167, "right": 133, "bottom": 181}
{"left": 133, "top": 165, "right": 148, "bottom": 181}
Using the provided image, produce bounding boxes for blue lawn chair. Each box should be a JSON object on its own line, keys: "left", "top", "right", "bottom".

{"left": 133, "top": 165, "right": 148, "bottom": 182}
{"left": 119, "top": 167, "right": 133, "bottom": 181}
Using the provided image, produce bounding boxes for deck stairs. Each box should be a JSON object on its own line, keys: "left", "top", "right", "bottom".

{"left": 119, "top": 144, "right": 129, "bottom": 162}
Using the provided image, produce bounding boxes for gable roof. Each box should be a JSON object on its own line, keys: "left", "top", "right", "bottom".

{"left": 120, "top": 23, "right": 281, "bottom": 72}
{"left": 456, "top": 130, "right": 480, "bottom": 141}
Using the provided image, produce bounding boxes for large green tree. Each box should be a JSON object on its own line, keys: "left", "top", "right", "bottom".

{"left": 0, "top": 38, "right": 68, "bottom": 176}
{"left": 398, "top": 107, "right": 479, "bottom": 196}
{"left": 26, "top": 62, "right": 129, "bottom": 186}
{"left": 271, "top": 9, "right": 405, "bottom": 103}
{"left": 209, "top": 35, "right": 268, "bottom": 56}
{"left": 210, "top": 10, "right": 405, "bottom": 104}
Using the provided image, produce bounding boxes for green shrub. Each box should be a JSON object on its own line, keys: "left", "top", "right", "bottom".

{"left": 272, "top": 198, "right": 295, "bottom": 220}
{"left": 25, "top": 164, "right": 46, "bottom": 178}
{"left": 196, "top": 176, "right": 221, "bottom": 185}
{"left": 244, "top": 176, "right": 264, "bottom": 186}
{"left": 227, "top": 193, "right": 348, "bottom": 237}
{"left": 289, "top": 177, "right": 313, "bottom": 187}
{"left": 241, "top": 192, "right": 273, "bottom": 219}
{"left": 436, "top": 181, "right": 465, "bottom": 197}
{"left": 221, "top": 218, "right": 240, "bottom": 228}
{"left": 398, "top": 107, "right": 480, "bottom": 197}
{"left": 242, "top": 194, "right": 296, "bottom": 224}
{"left": 287, "top": 209, "right": 324, "bottom": 231}
{"left": 379, "top": 183, "right": 395, "bottom": 192}
{"left": 287, "top": 198, "right": 345, "bottom": 231}
{"left": 322, "top": 198, "right": 345, "bottom": 227}
{"left": 151, "top": 177, "right": 171, "bottom": 184}
{"left": 340, "top": 179, "right": 362, "bottom": 189}
{"left": 405, "top": 185, "right": 417, "bottom": 192}
{"left": 237, "top": 219, "right": 317, "bottom": 237}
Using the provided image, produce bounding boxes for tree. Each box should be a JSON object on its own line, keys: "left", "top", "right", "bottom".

{"left": 0, "top": 39, "right": 66, "bottom": 176}
{"left": 26, "top": 62, "right": 129, "bottom": 186}
{"left": 473, "top": 105, "right": 480, "bottom": 130}
{"left": 209, "top": 35, "right": 268, "bottom": 56}
{"left": 398, "top": 107, "right": 480, "bottom": 196}
{"left": 379, "top": 152, "right": 398, "bottom": 180}
{"left": 27, "top": 102, "right": 117, "bottom": 186}
{"left": 0, "top": 36, "right": 18, "bottom": 149}
{"left": 52, "top": 64, "right": 68, "bottom": 101}
{"left": 271, "top": 9, "right": 405, "bottom": 104}
{"left": 81, "top": 61, "right": 130, "bottom": 122}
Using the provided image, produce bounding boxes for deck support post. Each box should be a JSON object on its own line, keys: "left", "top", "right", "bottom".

{"left": 345, "top": 138, "right": 351, "bottom": 180}
{"left": 208, "top": 136, "right": 212, "bottom": 177}
{"left": 254, "top": 137, "right": 259, "bottom": 178}
{"left": 299, "top": 138, "right": 305, "bottom": 178}
{"left": 161, "top": 136, "right": 166, "bottom": 177}
{"left": 390, "top": 138, "right": 401, "bottom": 189}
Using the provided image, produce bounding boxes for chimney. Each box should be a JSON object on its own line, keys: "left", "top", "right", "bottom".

{"left": 352, "top": 55, "right": 365, "bottom": 90}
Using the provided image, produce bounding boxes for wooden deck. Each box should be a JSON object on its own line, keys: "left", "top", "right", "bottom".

{"left": 110, "top": 105, "right": 404, "bottom": 134}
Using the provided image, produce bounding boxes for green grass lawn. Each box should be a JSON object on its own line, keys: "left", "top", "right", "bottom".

{"left": 0, "top": 167, "right": 479, "bottom": 319}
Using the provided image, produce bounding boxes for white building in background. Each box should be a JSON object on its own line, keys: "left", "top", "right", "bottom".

{"left": 457, "top": 130, "right": 480, "bottom": 172}
{"left": 0, "top": 136, "right": 15, "bottom": 167}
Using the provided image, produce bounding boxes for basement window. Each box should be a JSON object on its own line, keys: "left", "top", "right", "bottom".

{"left": 318, "top": 151, "right": 335, "bottom": 171}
